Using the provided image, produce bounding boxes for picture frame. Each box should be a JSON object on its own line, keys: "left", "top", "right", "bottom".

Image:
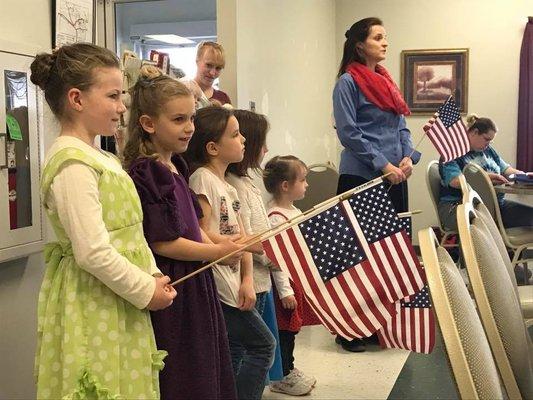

{"left": 53, "top": 0, "right": 96, "bottom": 48}
{"left": 401, "top": 48, "right": 468, "bottom": 114}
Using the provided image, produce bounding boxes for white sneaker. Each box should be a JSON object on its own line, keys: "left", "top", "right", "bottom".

{"left": 269, "top": 370, "right": 313, "bottom": 396}
{"left": 292, "top": 368, "right": 316, "bottom": 387}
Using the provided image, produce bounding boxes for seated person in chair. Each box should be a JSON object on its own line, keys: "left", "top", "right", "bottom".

{"left": 438, "top": 114, "right": 533, "bottom": 231}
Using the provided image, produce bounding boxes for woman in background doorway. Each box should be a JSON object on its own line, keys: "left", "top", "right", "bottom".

{"left": 193, "top": 41, "right": 232, "bottom": 105}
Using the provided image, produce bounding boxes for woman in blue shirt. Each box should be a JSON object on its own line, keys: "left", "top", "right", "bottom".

{"left": 439, "top": 115, "right": 532, "bottom": 231}
{"left": 333, "top": 17, "right": 420, "bottom": 213}
{"left": 332, "top": 17, "right": 420, "bottom": 352}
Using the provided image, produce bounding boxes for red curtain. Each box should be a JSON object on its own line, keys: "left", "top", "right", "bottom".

{"left": 517, "top": 17, "right": 533, "bottom": 171}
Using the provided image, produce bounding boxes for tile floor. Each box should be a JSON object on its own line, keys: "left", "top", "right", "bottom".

{"left": 262, "top": 325, "right": 410, "bottom": 399}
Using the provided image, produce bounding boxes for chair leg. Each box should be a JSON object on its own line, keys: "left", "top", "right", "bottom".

{"left": 510, "top": 245, "right": 533, "bottom": 267}
{"left": 511, "top": 245, "right": 533, "bottom": 285}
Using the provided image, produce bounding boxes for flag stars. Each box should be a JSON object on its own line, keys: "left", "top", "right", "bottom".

{"left": 299, "top": 203, "right": 371, "bottom": 283}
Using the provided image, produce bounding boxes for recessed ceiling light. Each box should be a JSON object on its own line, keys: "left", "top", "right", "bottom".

{"left": 144, "top": 34, "right": 194, "bottom": 45}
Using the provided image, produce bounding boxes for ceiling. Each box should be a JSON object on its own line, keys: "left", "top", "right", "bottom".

{"left": 115, "top": 0, "right": 216, "bottom": 52}
{"left": 115, "top": 0, "right": 216, "bottom": 26}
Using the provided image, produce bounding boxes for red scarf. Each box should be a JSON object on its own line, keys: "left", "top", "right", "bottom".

{"left": 346, "top": 62, "right": 410, "bottom": 116}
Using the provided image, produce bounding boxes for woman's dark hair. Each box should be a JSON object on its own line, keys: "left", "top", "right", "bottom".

{"left": 466, "top": 114, "right": 497, "bottom": 134}
{"left": 337, "top": 17, "right": 383, "bottom": 78}
{"left": 263, "top": 155, "right": 307, "bottom": 198}
{"left": 227, "top": 110, "right": 269, "bottom": 177}
{"left": 30, "top": 42, "right": 120, "bottom": 119}
{"left": 183, "top": 105, "right": 233, "bottom": 171}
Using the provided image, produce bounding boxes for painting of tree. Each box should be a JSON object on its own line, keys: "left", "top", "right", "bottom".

{"left": 417, "top": 66, "right": 435, "bottom": 93}
{"left": 414, "top": 63, "right": 455, "bottom": 102}
{"left": 401, "top": 49, "right": 468, "bottom": 114}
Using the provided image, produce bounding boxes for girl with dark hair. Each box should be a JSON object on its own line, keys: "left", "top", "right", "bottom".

{"left": 333, "top": 17, "right": 420, "bottom": 352}
{"left": 227, "top": 111, "right": 315, "bottom": 395}
{"left": 184, "top": 106, "right": 276, "bottom": 400}
{"left": 227, "top": 110, "right": 275, "bottom": 311}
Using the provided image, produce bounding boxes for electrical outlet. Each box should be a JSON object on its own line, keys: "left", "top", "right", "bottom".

{"left": 249, "top": 101, "right": 256, "bottom": 112}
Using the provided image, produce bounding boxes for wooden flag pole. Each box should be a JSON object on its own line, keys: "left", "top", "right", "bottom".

{"left": 237, "top": 172, "right": 392, "bottom": 246}
{"left": 398, "top": 209, "right": 422, "bottom": 218}
{"left": 169, "top": 190, "right": 342, "bottom": 287}
{"left": 170, "top": 173, "right": 391, "bottom": 286}
{"left": 408, "top": 134, "right": 428, "bottom": 159}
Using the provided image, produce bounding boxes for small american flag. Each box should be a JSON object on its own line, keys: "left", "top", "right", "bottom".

{"left": 424, "top": 98, "right": 470, "bottom": 162}
{"left": 377, "top": 285, "right": 436, "bottom": 354}
{"left": 262, "top": 181, "right": 424, "bottom": 340}
{"left": 398, "top": 215, "right": 412, "bottom": 239}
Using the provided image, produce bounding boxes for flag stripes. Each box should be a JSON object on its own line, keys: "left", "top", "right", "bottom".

{"left": 423, "top": 97, "right": 470, "bottom": 162}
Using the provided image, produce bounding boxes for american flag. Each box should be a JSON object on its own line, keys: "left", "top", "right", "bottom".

{"left": 377, "top": 285, "right": 436, "bottom": 354}
{"left": 398, "top": 215, "right": 412, "bottom": 239}
{"left": 424, "top": 97, "right": 470, "bottom": 162}
{"left": 262, "top": 181, "right": 424, "bottom": 340}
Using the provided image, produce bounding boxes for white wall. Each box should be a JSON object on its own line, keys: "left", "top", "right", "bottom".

{"left": 336, "top": 0, "right": 531, "bottom": 241}
{"left": 218, "top": 0, "right": 339, "bottom": 168}
{"left": 0, "top": 1, "right": 52, "bottom": 399}
{"left": 219, "top": 0, "right": 531, "bottom": 241}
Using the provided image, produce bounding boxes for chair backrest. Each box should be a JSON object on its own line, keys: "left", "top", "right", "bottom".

{"left": 466, "top": 189, "right": 520, "bottom": 296}
{"left": 457, "top": 174, "right": 477, "bottom": 205}
{"left": 293, "top": 163, "right": 339, "bottom": 211}
{"left": 458, "top": 175, "right": 516, "bottom": 280}
{"left": 426, "top": 160, "right": 447, "bottom": 230}
{"left": 462, "top": 163, "right": 500, "bottom": 221}
{"left": 418, "top": 228, "right": 506, "bottom": 400}
{"left": 457, "top": 202, "right": 532, "bottom": 399}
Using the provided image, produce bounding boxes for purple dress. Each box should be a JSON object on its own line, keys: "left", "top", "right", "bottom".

{"left": 129, "top": 156, "right": 237, "bottom": 400}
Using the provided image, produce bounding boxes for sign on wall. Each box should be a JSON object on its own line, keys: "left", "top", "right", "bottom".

{"left": 53, "top": 0, "right": 96, "bottom": 48}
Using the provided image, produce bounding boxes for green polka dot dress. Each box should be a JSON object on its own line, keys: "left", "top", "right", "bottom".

{"left": 36, "top": 146, "right": 166, "bottom": 399}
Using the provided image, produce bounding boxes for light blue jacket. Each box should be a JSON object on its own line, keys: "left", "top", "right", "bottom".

{"left": 333, "top": 73, "right": 421, "bottom": 180}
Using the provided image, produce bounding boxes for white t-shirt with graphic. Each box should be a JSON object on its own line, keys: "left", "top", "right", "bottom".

{"left": 189, "top": 167, "right": 242, "bottom": 307}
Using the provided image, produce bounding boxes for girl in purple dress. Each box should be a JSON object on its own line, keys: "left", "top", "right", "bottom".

{"left": 123, "top": 68, "right": 241, "bottom": 400}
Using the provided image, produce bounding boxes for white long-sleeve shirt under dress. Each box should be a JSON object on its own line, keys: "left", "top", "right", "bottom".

{"left": 226, "top": 173, "right": 293, "bottom": 297}
{"left": 45, "top": 136, "right": 160, "bottom": 307}
{"left": 35, "top": 135, "right": 165, "bottom": 400}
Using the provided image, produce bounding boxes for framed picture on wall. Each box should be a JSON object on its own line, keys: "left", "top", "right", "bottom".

{"left": 401, "top": 48, "right": 468, "bottom": 114}
{"left": 53, "top": 0, "right": 96, "bottom": 48}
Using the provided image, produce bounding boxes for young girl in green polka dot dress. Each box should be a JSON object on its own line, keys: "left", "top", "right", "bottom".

{"left": 30, "top": 43, "right": 177, "bottom": 399}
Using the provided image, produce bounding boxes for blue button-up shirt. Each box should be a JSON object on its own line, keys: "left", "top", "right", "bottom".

{"left": 333, "top": 73, "right": 421, "bottom": 180}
